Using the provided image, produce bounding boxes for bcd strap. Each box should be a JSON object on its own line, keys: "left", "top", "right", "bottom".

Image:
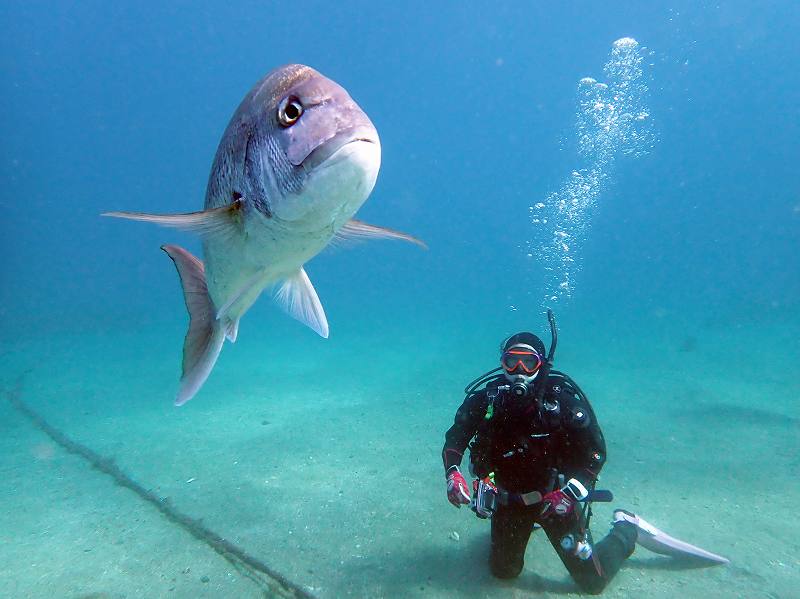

{"left": 497, "top": 489, "right": 544, "bottom": 506}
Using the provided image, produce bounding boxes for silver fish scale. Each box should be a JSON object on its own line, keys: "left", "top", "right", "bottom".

{"left": 267, "top": 132, "right": 303, "bottom": 196}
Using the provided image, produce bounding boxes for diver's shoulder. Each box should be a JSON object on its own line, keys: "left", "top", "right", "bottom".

{"left": 545, "top": 370, "right": 577, "bottom": 388}
{"left": 464, "top": 386, "right": 492, "bottom": 404}
{"left": 546, "top": 371, "right": 595, "bottom": 429}
{"left": 462, "top": 380, "right": 498, "bottom": 408}
{"left": 545, "top": 371, "right": 586, "bottom": 403}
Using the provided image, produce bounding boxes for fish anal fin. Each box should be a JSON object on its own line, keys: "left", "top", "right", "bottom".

{"left": 215, "top": 269, "right": 267, "bottom": 323}
{"left": 161, "top": 244, "right": 225, "bottom": 405}
{"left": 274, "top": 268, "right": 329, "bottom": 338}
{"left": 335, "top": 219, "right": 427, "bottom": 249}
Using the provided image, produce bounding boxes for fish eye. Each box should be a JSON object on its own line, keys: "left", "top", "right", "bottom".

{"left": 278, "top": 96, "right": 303, "bottom": 127}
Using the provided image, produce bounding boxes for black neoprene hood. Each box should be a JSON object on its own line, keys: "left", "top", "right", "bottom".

{"left": 502, "top": 332, "right": 546, "bottom": 356}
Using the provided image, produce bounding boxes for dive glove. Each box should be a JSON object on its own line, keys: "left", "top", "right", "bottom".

{"left": 541, "top": 478, "right": 588, "bottom": 518}
{"left": 540, "top": 489, "right": 575, "bottom": 518}
{"left": 446, "top": 466, "right": 471, "bottom": 507}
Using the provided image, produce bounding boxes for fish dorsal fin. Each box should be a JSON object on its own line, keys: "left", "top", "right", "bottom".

{"left": 335, "top": 219, "right": 427, "bottom": 249}
{"left": 274, "top": 268, "right": 329, "bottom": 338}
{"left": 102, "top": 199, "right": 243, "bottom": 242}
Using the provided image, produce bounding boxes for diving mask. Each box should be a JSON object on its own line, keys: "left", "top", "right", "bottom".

{"left": 501, "top": 344, "right": 543, "bottom": 375}
{"left": 501, "top": 343, "right": 542, "bottom": 396}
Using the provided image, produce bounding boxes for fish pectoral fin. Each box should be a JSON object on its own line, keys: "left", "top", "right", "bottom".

{"left": 103, "top": 199, "right": 243, "bottom": 241}
{"left": 274, "top": 268, "right": 329, "bottom": 338}
{"left": 335, "top": 219, "right": 428, "bottom": 249}
{"left": 161, "top": 244, "right": 225, "bottom": 406}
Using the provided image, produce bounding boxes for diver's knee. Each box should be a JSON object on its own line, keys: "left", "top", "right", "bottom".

{"left": 610, "top": 521, "right": 637, "bottom": 557}
{"left": 489, "top": 556, "right": 523, "bottom": 579}
{"left": 574, "top": 576, "right": 608, "bottom": 595}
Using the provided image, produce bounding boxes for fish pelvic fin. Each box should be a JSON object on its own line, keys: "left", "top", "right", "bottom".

{"left": 225, "top": 318, "right": 240, "bottom": 343}
{"left": 334, "top": 218, "right": 427, "bottom": 249}
{"left": 161, "top": 244, "right": 226, "bottom": 406}
{"left": 103, "top": 199, "right": 243, "bottom": 242}
{"left": 274, "top": 268, "right": 329, "bottom": 338}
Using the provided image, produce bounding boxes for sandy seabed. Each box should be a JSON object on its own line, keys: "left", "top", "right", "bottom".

{"left": 1, "top": 309, "right": 797, "bottom": 599}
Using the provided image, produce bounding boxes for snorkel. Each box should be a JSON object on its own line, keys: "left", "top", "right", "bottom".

{"left": 533, "top": 309, "right": 558, "bottom": 405}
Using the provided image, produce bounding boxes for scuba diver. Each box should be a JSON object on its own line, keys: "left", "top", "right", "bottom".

{"left": 442, "top": 311, "right": 728, "bottom": 595}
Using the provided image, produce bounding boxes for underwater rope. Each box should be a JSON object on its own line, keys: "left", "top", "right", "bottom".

{"left": 4, "top": 373, "right": 316, "bottom": 599}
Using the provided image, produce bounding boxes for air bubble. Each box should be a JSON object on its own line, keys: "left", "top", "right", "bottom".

{"left": 527, "top": 37, "right": 654, "bottom": 307}
{"left": 613, "top": 37, "right": 638, "bottom": 49}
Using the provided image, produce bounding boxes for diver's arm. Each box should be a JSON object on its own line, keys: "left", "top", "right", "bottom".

{"left": 568, "top": 413, "right": 607, "bottom": 487}
{"left": 556, "top": 385, "right": 607, "bottom": 488}
{"left": 442, "top": 392, "right": 486, "bottom": 474}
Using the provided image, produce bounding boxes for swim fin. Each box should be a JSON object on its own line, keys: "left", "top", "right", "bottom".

{"left": 613, "top": 510, "right": 729, "bottom": 564}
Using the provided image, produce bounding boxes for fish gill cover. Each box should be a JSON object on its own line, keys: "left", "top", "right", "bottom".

{"left": 526, "top": 37, "right": 656, "bottom": 308}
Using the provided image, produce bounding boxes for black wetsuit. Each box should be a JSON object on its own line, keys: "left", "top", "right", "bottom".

{"left": 442, "top": 371, "right": 636, "bottom": 595}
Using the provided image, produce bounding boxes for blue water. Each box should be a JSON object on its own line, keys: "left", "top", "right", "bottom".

{"left": 2, "top": 2, "right": 799, "bottom": 336}
{"left": 2, "top": 2, "right": 799, "bottom": 598}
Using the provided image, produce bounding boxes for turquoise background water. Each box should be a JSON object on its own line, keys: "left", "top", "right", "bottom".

{"left": 1, "top": 2, "right": 798, "bottom": 598}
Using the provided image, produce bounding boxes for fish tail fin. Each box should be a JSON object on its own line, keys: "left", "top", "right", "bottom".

{"left": 161, "top": 244, "right": 225, "bottom": 406}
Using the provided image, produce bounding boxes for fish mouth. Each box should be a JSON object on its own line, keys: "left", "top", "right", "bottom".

{"left": 300, "top": 128, "right": 379, "bottom": 172}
